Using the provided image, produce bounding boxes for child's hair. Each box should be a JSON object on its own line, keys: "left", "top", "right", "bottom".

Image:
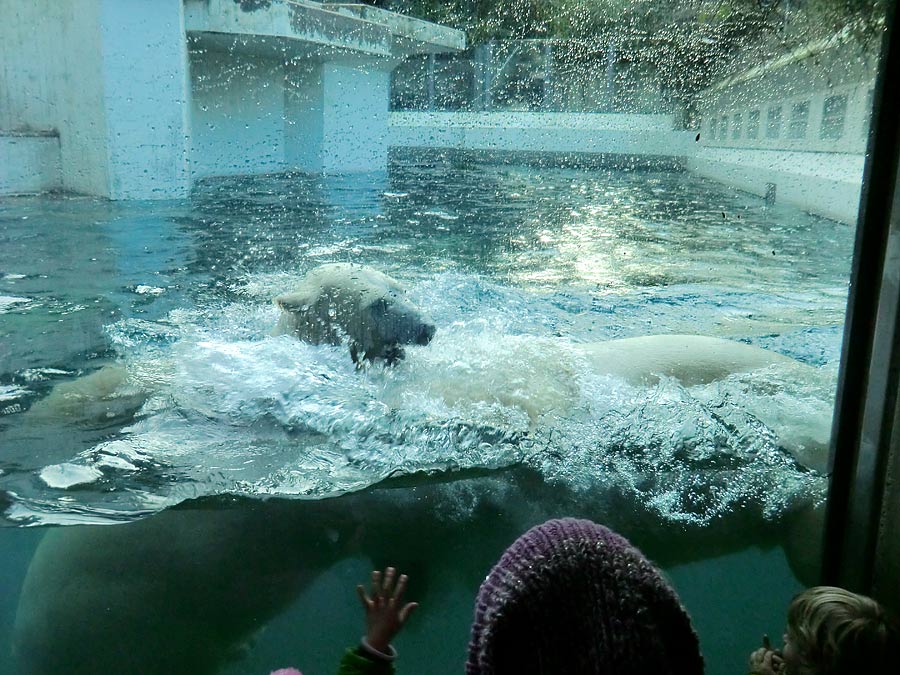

{"left": 786, "top": 586, "right": 899, "bottom": 675}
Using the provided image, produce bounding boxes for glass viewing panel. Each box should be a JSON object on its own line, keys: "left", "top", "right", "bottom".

{"left": 0, "top": 2, "right": 891, "bottom": 675}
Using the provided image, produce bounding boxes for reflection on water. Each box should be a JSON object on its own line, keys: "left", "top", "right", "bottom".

{"left": 0, "top": 157, "right": 849, "bottom": 674}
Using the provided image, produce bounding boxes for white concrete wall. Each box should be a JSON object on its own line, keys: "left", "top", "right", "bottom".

{"left": 698, "top": 33, "right": 876, "bottom": 156}
{"left": 0, "top": 0, "right": 109, "bottom": 195}
{"left": 189, "top": 49, "right": 287, "bottom": 179}
{"left": 390, "top": 112, "right": 692, "bottom": 157}
{"left": 0, "top": 0, "right": 192, "bottom": 199}
{"left": 701, "top": 82, "right": 873, "bottom": 155}
{"left": 322, "top": 63, "right": 391, "bottom": 173}
{"left": 285, "top": 62, "right": 326, "bottom": 172}
{"left": 284, "top": 60, "right": 392, "bottom": 174}
{"left": 98, "top": 0, "right": 192, "bottom": 199}
{"left": 0, "top": 135, "right": 61, "bottom": 195}
{"left": 692, "top": 33, "right": 876, "bottom": 224}
{"left": 689, "top": 147, "right": 864, "bottom": 224}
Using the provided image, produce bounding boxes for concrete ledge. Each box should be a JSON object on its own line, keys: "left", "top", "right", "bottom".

{"left": 390, "top": 112, "right": 692, "bottom": 156}
{"left": 0, "top": 134, "right": 61, "bottom": 195}
{"left": 688, "top": 147, "right": 864, "bottom": 224}
{"left": 185, "top": 0, "right": 464, "bottom": 61}
{"left": 391, "top": 146, "right": 686, "bottom": 171}
{"left": 325, "top": 3, "right": 466, "bottom": 54}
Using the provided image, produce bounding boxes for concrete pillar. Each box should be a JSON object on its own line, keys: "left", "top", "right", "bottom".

{"left": 543, "top": 42, "right": 554, "bottom": 111}
{"left": 606, "top": 47, "right": 617, "bottom": 113}
{"left": 285, "top": 62, "right": 326, "bottom": 172}
{"left": 0, "top": 0, "right": 191, "bottom": 199}
{"left": 427, "top": 54, "right": 436, "bottom": 109}
{"left": 191, "top": 50, "right": 287, "bottom": 179}
{"left": 286, "top": 59, "right": 393, "bottom": 174}
{"left": 97, "top": 0, "right": 192, "bottom": 199}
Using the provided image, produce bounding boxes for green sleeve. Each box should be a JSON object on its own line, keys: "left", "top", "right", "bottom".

{"left": 336, "top": 647, "right": 396, "bottom": 675}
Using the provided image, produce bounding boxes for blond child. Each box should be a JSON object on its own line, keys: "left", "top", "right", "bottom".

{"left": 749, "top": 586, "right": 899, "bottom": 675}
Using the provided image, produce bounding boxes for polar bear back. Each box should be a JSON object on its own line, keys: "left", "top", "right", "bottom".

{"left": 578, "top": 334, "right": 802, "bottom": 387}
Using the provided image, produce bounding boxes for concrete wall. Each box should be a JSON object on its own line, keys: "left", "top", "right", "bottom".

{"left": 691, "top": 31, "right": 876, "bottom": 224}
{"left": 285, "top": 60, "right": 392, "bottom": 174}
{"left": 285, "top": 62, "right": 326, "bottom": 172}
{"left": 98, "top": 0, "right": 192, "bottom": 199}
{"left": 0, "top": 2, "right": 873, "bottom": 215}
{"left": 0, "top": 0, "right": 109, "bottom": 195}
{"left": 190, "top": 49, "right": 287, "bottom": 179}
{"left": 0, "top": 0, "right": 191, "bottom": 199}
{"left": 688, "top": 147, "right": 864, "bottom": 224}
{"left": 0, "top": 134, "right": 61, "bottom": 195}
{"left": 191, "top": 55, "right": 392, "bottom": 177}
{"left": 701, "top": 83, "right": 873, "bottom": 155}
{"left": 322, "top": 63, "right": 391, "bottom": 173}
{"left": 390, "top": 112, "right": 692, "bottom": 157}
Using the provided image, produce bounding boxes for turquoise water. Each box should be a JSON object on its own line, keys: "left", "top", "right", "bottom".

{"left": 1, "top": 157, "right": 850, "bottom": 674}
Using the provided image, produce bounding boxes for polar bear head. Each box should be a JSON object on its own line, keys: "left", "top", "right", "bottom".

{"left": 273, "top": 263, "right": 436, "bottom": 364}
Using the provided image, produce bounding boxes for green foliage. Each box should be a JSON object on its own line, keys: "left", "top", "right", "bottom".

{"left": 384, "top": 0, "right": 888, "bottom": 114}
{"left": 385, "top": 0, "right": 886, "bottom": 45}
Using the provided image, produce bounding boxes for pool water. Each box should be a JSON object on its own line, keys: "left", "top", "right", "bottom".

{"left": 0, "top": 156, "right": 851, "bottom": 674}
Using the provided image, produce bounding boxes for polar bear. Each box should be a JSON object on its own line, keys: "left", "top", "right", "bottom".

{"left": 273, "top": 263, "right": 436, "bottom": 364}
{"left": 400, "top": 333, "right": 833, "bottom": 474}
{"left": 26, "top": 364, "right": 149, "bottom": 428}
{"left": 12, "top": 498, "right": 353, "bottom": 675}
{"left": 580, "top": 335, "right": 834, "bottom": 472}
{"left": 576, "top": 334, "right": 808, "bottom": 386}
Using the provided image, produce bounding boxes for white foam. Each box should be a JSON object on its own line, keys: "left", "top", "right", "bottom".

{"left": 421, "top": 210, "right": 459, "bottom": 221}
{"left": 0, "top": 295, "right": 30, "bottom": 313}
{"left": 39, "top": 463, "right": 103, "bottom": 489}
{"left": 134, "top": 285, "right": 165, "bottom": 296}
{"left": 0, "top": 384, "right": 28, "bottom": 402}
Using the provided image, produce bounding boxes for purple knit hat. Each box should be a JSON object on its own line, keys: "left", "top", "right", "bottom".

{"left": 466, "top": 518, "right": 704, "bottom": 675}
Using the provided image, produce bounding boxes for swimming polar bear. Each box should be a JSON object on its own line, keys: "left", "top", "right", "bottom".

{"left": 273, "top": 263, "right": 436, "bottom": 364}
{"left": 399, "top": 333, "right": 833, "bottom": 473}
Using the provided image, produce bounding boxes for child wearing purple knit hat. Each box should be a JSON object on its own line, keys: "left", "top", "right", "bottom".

{"left": 330, "top": 518, "right": 703, "bottom": 675}
{"left": 466, "top": 517, "right": 703, "bottom": 675}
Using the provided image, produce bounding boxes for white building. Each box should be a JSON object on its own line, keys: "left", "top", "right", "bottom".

{"left": 691, "top": 26, "right": 878, "bottom": 224}
{"left": 0, "top": 0, "right": 464, "bottom": 199}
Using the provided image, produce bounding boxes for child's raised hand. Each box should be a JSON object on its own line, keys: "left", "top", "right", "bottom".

{"left": 356, "top": 567, "right": 418, "bottom": 654}
{"left": 749, "top": 646, "right": 784, "bottom": 675}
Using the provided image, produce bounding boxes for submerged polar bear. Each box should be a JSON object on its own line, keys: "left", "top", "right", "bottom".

{"left": 402, "top": 333, "right": 833, "bottom": 473}
{"left": 273, "top": 263, "right": 437, "bottom": 364}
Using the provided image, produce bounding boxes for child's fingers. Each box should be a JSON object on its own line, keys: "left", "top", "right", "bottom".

{"left": 356, "top": 584, "right": 371, "bottom": 608}
{"left": 392, "top": 574, "right": 408, "bottom": 601}
{"left": 371, "top": 569, "right": 382, "bottom": 596}
{"left": 399, "top": 601, "right": 418, "bottom": 623}
{"left": 381, "top": 567, "right": 396, "bottom": 595}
